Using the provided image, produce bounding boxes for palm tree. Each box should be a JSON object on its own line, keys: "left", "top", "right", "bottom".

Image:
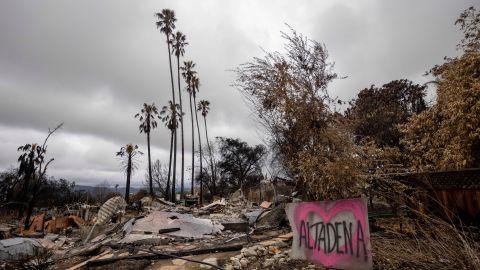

{"left": 116, "top": 144, "right": 143, "bottom": 204}
{"left": 181, "top": 61, "right": 197, "bottom": 196}
{"left": 160, "top": 101, "right": 182, "bottom": 202}
{"left": 155, "top": 9, "right": 179, "bottom": 202}
{"left": 192, "top": 76, "right": 204, "bottom": 204}
{"left": 134, "top": 103, "right": 160, "bottom": 197}
{"left": 198, "top": 100, "right": 216, "bottom": 196}
{"left": 155, "top": 9, "right": 177, "bottom": 103}
{"left": 171, "top": 31, "right": 188, "bottom": 199}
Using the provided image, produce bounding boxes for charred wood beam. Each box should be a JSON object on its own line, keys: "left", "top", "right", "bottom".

{"left": 86, "top": 243, "right": 245, "bottom": 267}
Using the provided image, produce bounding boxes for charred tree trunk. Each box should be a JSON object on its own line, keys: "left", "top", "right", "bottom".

{"left": 166, "top": 130, "right": 174, "bottom": 201}
{"left": 125, "top": 154, "right": 132, "bottom": 204}
{"left": 24, "top": 195, "right": 36, "bottom": 230}
{"left": 147, "top": 131, "right": 153, "bottom": 197}
{"left": 166, "top": 40, "right": 177, "bottom": 204}
{"left": 17, "top": 174, "right": 32, "bottom": 219}
{"left": 176, "top": 56, "right": 185, "bottom": 200}
{"left": 172, "top": 129, "right": 177, "bottom": 203}
{"left": 189, "top": 94, "right": 195, "bottom": 196}
{"left": 194, "top": 97, "right": 203, "bottom": 204}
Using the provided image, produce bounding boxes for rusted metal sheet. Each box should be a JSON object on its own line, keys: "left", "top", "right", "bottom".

{"left": 27, "top": 213, "right": 45, "bottom": 233}
{"left": 44, "top": 216, "right": 85, "bottom": 233}
{"left": 96, "top": 196, "right": 127, "bottom": 225}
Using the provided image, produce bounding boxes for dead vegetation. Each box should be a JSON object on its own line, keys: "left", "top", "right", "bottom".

{"left": 369, "top": 181, "right": 480, "bottom": 270}
{"left": 372, "top": 214, "right": 480, "bottom": 270}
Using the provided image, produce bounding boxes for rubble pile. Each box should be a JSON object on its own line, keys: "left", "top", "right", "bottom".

{"left": 226, "top": 240, "right": 289, "bottom": 269}
{"left": 0, "top": 191, "right": 306, "bottom": 270}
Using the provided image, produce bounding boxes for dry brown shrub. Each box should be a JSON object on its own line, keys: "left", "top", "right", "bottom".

{"left": 371, "top": 183, "right": 480, "bottom": 270}
{"left": 373, "top": 214, "right": 480, "bottom": 270}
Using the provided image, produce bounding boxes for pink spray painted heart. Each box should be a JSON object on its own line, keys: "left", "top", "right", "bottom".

{"left": 289, "top": 198, "right": 372, "bottom": 270}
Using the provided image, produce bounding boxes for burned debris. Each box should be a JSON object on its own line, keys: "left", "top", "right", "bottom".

{"left": 3, "top": 170, "right": 480, "bottom": 270}
{"left": 0, "top": 185, "right": 299, "bottom": 270}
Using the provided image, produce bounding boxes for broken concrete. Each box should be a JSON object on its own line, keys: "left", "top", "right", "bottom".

{"left": 221, "top": 218, "right": 249, "bottom": 233}
{"left": 255, "top": 205, "right": 286, "bottom": 228}
{"left": 244, "top": 209, "right": 263, "bottom": 226}
{"left": 200, "top": 198, "right": 226, "bottom": 213}
{"left": 141, "top": 197, "right": 176, "bottom": 210}
{"left": 230, "top": 189, "right": 244, "bottom": 203}
{"left": 0, "top": 237, "right": 45, "bottom": 261}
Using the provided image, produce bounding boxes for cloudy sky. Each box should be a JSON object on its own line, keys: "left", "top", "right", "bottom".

{"left": 0, "top": 0, "right": 476, "bottom": 187}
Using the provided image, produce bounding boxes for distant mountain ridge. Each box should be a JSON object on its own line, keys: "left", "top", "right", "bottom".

{"left": 73, "top": 185, "right": 189, "bottom": 194}
{"left": 73, "top": 184, "right": 141, "bottom": 194}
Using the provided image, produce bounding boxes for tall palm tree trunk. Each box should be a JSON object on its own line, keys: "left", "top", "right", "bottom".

{"left": 203, "top": 116, "right": 215, "bottom": 196}
{"left": 193, "top": 98, "right": 203, "bottom": 204}
{"left": 189, "top": 94, "right": 195, "bottom": 196}
{"left": 147, "top": 131, "right": 153, "bottom": 196}
{"left": 166, "top": 130, "right": 173, "bottom": 201}
{"left": 125, "top": 155, "right": 132, "bottom": 204}
{"left": 176, "top": 56, "right": 185, "bottom": 200}
{"left": 166, "top": 40, "right": 177, "bottom": 203}
{"left": 172, "top": 128, "right": 177, "bottom": 202}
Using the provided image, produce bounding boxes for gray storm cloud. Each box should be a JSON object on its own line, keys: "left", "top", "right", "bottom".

{"left": 0, "top": 0, "right": 476, "bottom": 187}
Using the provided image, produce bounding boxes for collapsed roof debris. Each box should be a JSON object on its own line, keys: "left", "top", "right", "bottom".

{"left": 124, "top": 211, "right": 223, "bottom": 240}
{"left": 95, "top": 196, "right": 127, "bottom": 225}
{"left": 0, "top": 187, "right": 299, "bottom": 270}
{"left": 84, "top": 196, "right": 127, "bottom": 243}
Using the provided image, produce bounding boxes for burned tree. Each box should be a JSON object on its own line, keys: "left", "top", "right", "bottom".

{"left": 235, "top": 27, "right": 365, "bottom": 200}
{"left": 346, "top": 79, "right": 427, "bottom": 148}
{"left": 144, "top": 159, "right": 169, "bottom": 197}
{"left": 198, "top": 140, "right": 219, "bottom": 199}
{"left": 16, "top": 123, "right": 62, "bottom": 229}
{"left": 0, "top": 167, "right": 19, "bottom": 204}
{"left": 216, "top": 137, "right": 266, "bottom": 194}
{"left": 116, "top": 144, "right": 143, "bottom": 204}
